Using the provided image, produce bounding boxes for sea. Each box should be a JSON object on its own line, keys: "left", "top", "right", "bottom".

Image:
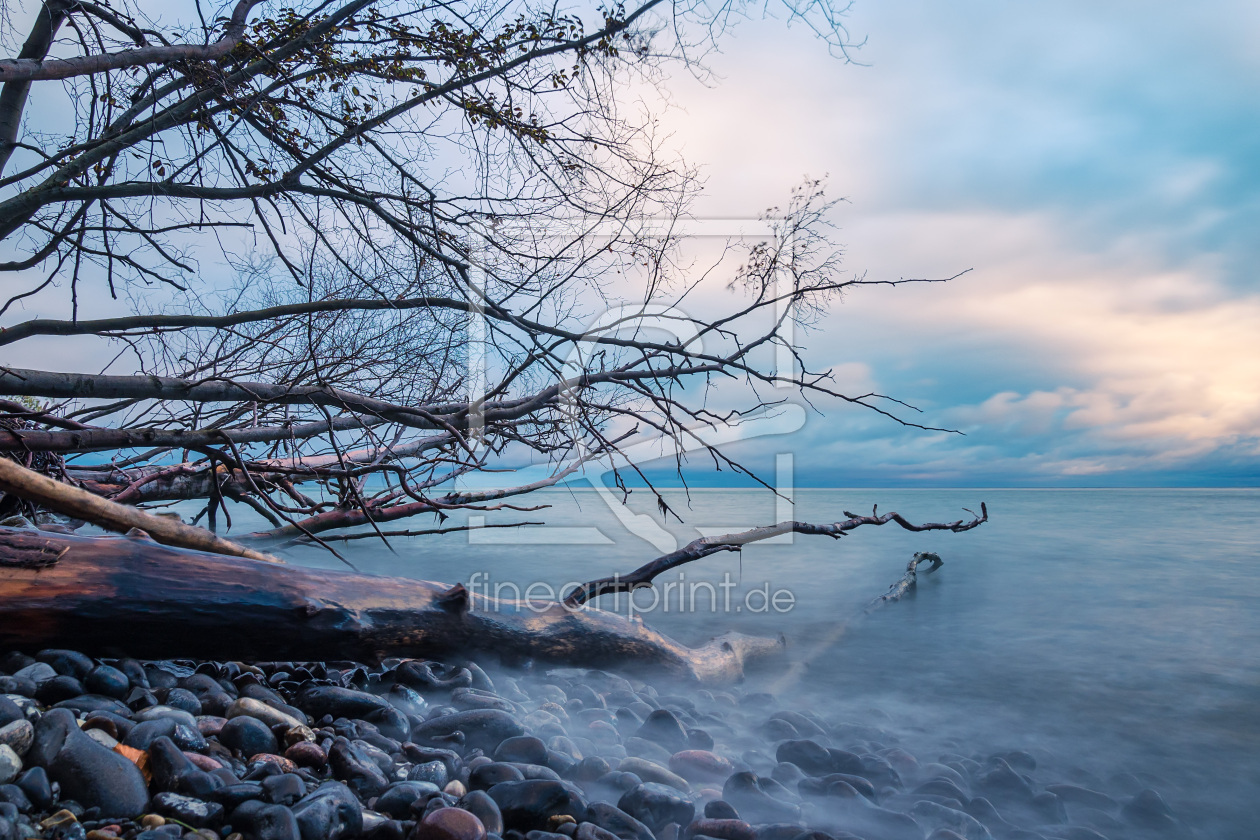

{"left": 200, "top": 487, "right": 1260, "bottom": 836}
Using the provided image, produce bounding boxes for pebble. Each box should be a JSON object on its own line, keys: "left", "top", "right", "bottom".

{"left": 0, "top": 720, "right": 30, "bottom": 760}
{"left": 456, "top": 790, "right": 503, "bottom": 835}
{"left": 486, "top": 780, "right": 587, "bottom": 832}
{"left": 33, "top": 709, "right": 150, "bottom": 817}
{"left": 151, "top": 792, "right": 223, "bottom": 828}
{"left": 0, "top": 747, "right": 20, "bottom": 785}
{"left": 0, "top": 647, "right": 1205, "bottom": 840}
{"left": 292, "top": 782, "right": 363, "bottom": 840}
{"left": 667, "top": 752, "right": 730, "bottom": 785}
{"left": 219, "top": 716, "right": 278, "bottom": 759}
{"left": 616, "top": 783, "right": 693, "bottom": 832}
{"left": 227, "top": 699, "right": 303, "bottom": 732}
{"left": 134, "top": 707, "right": 199, "bottom": 728}
{"left": 617, "top": 759, "right": 688, "bottom": 793}
{"left": 414, "top": 806, "right": 487, "bottom": 840}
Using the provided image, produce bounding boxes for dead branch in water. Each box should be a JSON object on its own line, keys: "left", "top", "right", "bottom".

{"left": 564, "top": 506, "right": 985, "bottom": 606}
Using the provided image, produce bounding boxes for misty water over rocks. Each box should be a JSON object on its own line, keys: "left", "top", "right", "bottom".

{"left": 274, "top": 488, "right": 1260, "bottom": 840}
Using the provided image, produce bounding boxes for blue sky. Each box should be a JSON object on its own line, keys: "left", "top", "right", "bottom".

{"left": 629, "top": 0, "right": 1260, "bottom": 487}
{"left": 3, "top": 1, "right": 1256, "bottom": 489}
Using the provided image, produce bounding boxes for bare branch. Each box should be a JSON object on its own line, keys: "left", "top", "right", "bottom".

{"left": 0, "top": 0, "right": 262, "bottom": 84}
{"left": 564, "top": 505, "right": 988, "bottom": 606}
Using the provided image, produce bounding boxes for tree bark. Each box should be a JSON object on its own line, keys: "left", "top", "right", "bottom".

{"left": 0, "top": 456, "right": 281, "bottom": 563}
{"left": 0, "top": 527, "right": 784, "bottom": 684}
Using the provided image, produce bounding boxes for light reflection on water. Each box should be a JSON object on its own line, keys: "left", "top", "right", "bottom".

{"left": 207, "top": 487, "right": 1260, "bottom": 837}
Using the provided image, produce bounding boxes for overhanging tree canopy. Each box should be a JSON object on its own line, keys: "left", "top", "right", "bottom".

{"left": 0, "top": 0, "right": 983, "bottom": 650}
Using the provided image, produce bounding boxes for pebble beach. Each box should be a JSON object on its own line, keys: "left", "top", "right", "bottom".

{"left": 0, "top": 649, "right": 1195, "bottom": 840}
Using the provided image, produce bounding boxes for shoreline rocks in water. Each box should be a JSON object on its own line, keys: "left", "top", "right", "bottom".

{"left": 0, "top": 649, "right": 1189, "bottom": 840}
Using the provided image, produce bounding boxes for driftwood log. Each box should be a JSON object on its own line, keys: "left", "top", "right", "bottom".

{"left": 0, "top": 526, "right": 784, "bottom": 684}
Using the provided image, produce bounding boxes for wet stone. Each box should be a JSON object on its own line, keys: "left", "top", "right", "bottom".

{"left": 414, "top": 711, "right": 525, "bottom": 754}
{"left": 634, "top": 712, "right": 688, "bottom": 755}
{"left": 703, "top": 801, "right": 739, "bottom": 821}
{"left": 583, "top": 803, "right": 655, "bottom": 840}
{"left": 16, "top": 767, "right": 53, "bottom": 811}
{"left": 13, "top": 662, "right": 56, "bottom": 687}
{"left": 263, "top": 774, "right": 307, "bottom": 807}
{"left": 37, "top": 676, "right": 86, "bottom": 706}
{"left": 33, "top": 709, "right": 149, "bottom": 817}
{"left": 148, "top": 736, "right": 199, "bottom": 791}
{"left": 621, "top": 739, "right": 672, "bottom": 766}
{"left": 720, "top": 774, "right": 799, "bottom": 825}
{"left": 37, "top": 650, "right": 95, "bottom": 680}
{"left": 220, "top": 717, "right": 279, "bottom": 759}
{"left": 124, "top": 719, "right": 177, "bottom": 751}
{"left": 669, "top": 752, "right": 731, "bottom": 785}
{"left": 211, "top": 783, "right": 266, "bottom": 810}
{"left": 375, "top": 782, "right": 439, "bottom": 819}
{"left": 773, "top": 742, "right": 831, "bottom": 778}
{"left": 412, "top": 807, "right": 487, "bottom": 840}
{"left": 616, "top": 784, "right": 693, "bottom": 833}
{"left": 0, "top": 783, "right": 32, "bottom": 812}
{"left": 165, "top": 689, "right": 204, "bottom": 717}
{"left": 0, "top": 749, "right": 20, "bottom": 785}
{"left": 328, "top": 739, "right": 389, "bottom": 799}
{"left": 298, "top": 687, "right": 389, "bottom": 721}
{"left": 84, "top": 666, "right": 130, "bottom": 701}
{"left": 0, "top": 699, "right": 22, "bottom": 729}
{"left": 284, "top": 742, "right": 328, "bottom": 769}
{"left": 151, "top": 793, "right": 224, "bottom": 829}
{"left": 496, "top": 737, "right": 548, "bottom": 766}
{"left": 409, "top": 762, "right": 451, "bottom": 789}
{"left": 291, "top": 782, "right": 363, "bottom": 840}
{"left": 174, "top": 724, "right": 209, "bottom": 753}
{"left": 241, "top": 802, "right": 300, "bottom": 840}
{"left": 135, "top": 704, "right": 196, "bottom": 724}
{"left": 617, "top": 759, "right": 688, "bottom": 793}
{"left": 457, "top": 790, "right": 504, "bottom": 836}
{"left": 487, "top": 781, "right": 588, "bottom": 833}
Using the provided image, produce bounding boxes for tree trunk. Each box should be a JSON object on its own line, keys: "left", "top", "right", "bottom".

{"left": 0, "top": 527, "right": 784, "bottom": 684}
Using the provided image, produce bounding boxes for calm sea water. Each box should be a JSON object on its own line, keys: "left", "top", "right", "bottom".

{"left": 229, "top": 488, "right": 1260, "bottom": 836}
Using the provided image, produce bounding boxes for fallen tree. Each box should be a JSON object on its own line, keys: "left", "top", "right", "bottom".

{"left": 0, "top": 0, "right": 987, "bottom": 672}
{"left": 0, "top": 501, "right": 984, "bottom": 683}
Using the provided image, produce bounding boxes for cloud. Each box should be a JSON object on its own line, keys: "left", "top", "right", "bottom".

{"left": 641, "top": 2, "right": 1260, "bottom": 485}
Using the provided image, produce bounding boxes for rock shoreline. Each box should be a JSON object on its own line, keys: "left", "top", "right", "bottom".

{"left": 0, "top": 649, "right": 1189, "bottom": 840}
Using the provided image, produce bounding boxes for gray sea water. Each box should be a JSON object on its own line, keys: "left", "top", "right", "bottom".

{"left": 229, "top": 488, "right": 1260, "bottom": 836}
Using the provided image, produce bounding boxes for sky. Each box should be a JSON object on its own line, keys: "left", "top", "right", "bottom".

{"left": 634, "top": 0, "right": 1260, "bottom": 487}
{"left": 2, "top": 1, "right": 1257, "bottom": 489}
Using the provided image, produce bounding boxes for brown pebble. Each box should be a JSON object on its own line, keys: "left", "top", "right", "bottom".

{"left": 42, "top": 811, "right": 79, "bottom": 829}
{"left": 283, "top": 725, "right": 316, "bottom": 747}
{"left": 184, "top": 751, "right": 224, "bottom": 772}
{"left": 226, "top": 834, "right": 243, "bottom": 840}
{"left": 284, "top": 740, "right": 327, "bottom": 768}
{"left": 141, "top": 815, "right": 166, "bottom": 829}
{"left": 443, "top": 780, "right": 467, "bottom": 797}
{"left": 197, "top": 716, "right": 228, "bottom": 737}
{"left": 414, "top": 807, "right": 487, "bottom": 840}
{"left": 548, "top": 815, "right": 576, "bottom": 830}
{"left": 248, "top": 753, "right": 297, "bottom": 773}
{"left": 86, "top": 831, "right": 118, "bottom": 840}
